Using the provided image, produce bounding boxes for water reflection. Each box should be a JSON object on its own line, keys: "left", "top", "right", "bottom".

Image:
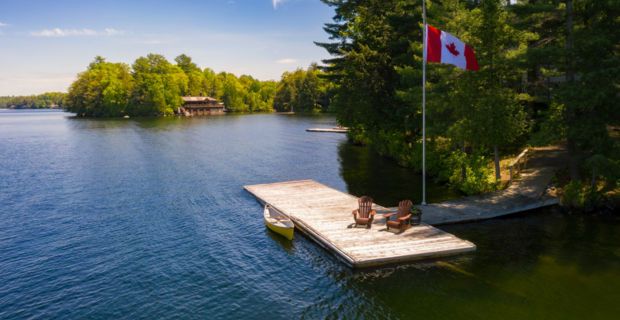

{"left": 337, "top": 142, "right": 462, "bottom": 206}
{"left": 264, "top": 228, "right": 295, "bottom": 255}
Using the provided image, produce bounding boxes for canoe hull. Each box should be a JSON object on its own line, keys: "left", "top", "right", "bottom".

{"left": 264, "top": 205, "right": 294, "bottom": 240}
{"left": 264, "top": 218, "right": 294, "bottom": 240}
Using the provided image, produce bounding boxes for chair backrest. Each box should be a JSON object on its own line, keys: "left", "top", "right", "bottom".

{"left": 397, "top": 200, "right": 413, "bottom": 219}
{"left": 358, "top": 196, "right": 373, "bottom": 218}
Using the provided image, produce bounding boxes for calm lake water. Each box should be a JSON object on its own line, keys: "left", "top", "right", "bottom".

{"left": 1, "top": 109, "right": 619, "bottom": 319}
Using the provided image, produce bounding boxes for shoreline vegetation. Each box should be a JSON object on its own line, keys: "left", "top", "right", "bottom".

{"left": 0, "top": 92, "right": 66, "bottom": 109}
{"left": 310, "top": 0, "right": 619, "bottom": 207}
{"left": 63, "top": 54, "right": 334, "bottom": 117}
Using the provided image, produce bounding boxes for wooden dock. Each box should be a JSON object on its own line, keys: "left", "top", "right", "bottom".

{"left": 245, "top": 180, "right": 476, "bottom": 268}
{"left": 245, "top": 148, "right": 563, "bottom": 267}
{"left": 306, "top": 127, "right": 348, "bottom": 133}
{"left": 397, "top": 166, "right": 560, "bottom": 225}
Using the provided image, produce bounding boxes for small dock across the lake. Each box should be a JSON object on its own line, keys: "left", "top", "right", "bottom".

{"left": 245, "top": 180, "right": 476, "bottom": 268}
{"left": 306, "top": 127, "right": 348, "bottom": 133}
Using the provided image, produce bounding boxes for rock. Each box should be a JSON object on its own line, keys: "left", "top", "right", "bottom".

{"left": 545, "top": 189, "right": 552, "bottom": 194}
{"left": 124, "top": 115, "right": 130, "bottom": 118}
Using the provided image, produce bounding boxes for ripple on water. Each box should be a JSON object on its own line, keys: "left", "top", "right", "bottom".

{"left": 1, "top": 111, "right": 619, "bottom": 320}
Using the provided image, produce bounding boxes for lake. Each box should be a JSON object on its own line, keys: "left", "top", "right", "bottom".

{"left": 1, "top": 109, "right": 619, "bottom": 319}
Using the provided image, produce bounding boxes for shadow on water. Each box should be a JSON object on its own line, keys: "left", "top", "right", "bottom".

{"left": 337, "top": 141, "right": 462, "bottom": 207}
{"left": 263, "top": 228, "right": 295, "bottom": 255}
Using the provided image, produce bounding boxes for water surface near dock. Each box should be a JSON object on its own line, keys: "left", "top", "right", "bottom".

{"left": 1, "top": 109, "right": 619, "bottom": 319}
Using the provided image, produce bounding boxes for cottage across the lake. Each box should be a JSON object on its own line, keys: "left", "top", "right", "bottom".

{"left": 178, "top": 92, "right": 225, "bottom": 116}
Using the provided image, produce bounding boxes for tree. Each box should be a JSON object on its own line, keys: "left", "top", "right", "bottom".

{"left": 221, "top": 73, "right": 247, "bottom": 112}
{"left": 559, "top": 0, "right": 620, "bottom": 182}
{"left": 521, "top": 0, "right": 620, "bottom": 183}
{"left": 65, "top": 56, "right": 132, "bottom": 116}
{"left": 174, "top": 54, "right": 200, "bottom": 74}
{"left": 130, "top": 54, "right": 187, "bottom": 116}
{"left": 315, "top": 0, "right": 406, "bottom": 138}
{"left": 462, "top": 0, "right": 531, "bottom": 180}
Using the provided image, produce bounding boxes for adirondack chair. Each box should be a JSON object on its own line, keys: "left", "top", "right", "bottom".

{"left": 352, "top": 196, "right": 376, "bottom": 227}
{"left": 383, "top": 200, "right": 413, "bottom": 231}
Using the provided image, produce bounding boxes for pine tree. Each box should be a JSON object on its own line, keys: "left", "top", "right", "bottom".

{"left": 559, "top": 0, "right": 620, "bottom": 182}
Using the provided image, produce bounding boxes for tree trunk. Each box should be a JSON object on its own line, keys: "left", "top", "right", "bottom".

{"left": 461, "top": 138, "right": 467, "bottom": 183}
{"left": 591, "top": 169, "right": 596, "bottom": 189}
{"left": 494, "top": 145, "right": 501, "bottom": 181}
{"left": 565, "top": 0, "right": 581, "bottom": 180}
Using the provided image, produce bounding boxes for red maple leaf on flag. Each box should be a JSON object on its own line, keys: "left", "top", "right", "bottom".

{"left": 446, "top": 42, "right": 460, "bottom": 57}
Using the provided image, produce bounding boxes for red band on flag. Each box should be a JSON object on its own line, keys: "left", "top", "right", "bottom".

{"left": 426, "top": 25, "right": 442, "bottom": 63}
{"left": 464, "top": 45, "right": 480, "bottom": 71}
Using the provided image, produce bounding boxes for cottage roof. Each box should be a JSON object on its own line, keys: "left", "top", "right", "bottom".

{"left": 182, "top": 96, "right": 218, "bottom": 102}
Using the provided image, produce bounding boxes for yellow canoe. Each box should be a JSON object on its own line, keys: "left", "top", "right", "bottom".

{"left": 264, "top": 205, "right": 294, "bottom": 240}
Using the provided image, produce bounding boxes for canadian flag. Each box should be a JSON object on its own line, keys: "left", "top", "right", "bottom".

{"left": 426, "top": 25, "right": 480, "bottom": 71}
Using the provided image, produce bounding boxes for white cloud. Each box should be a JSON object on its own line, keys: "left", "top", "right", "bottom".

{"left": 275, "top": 58, "right": 298, "bottom": 64}
{"left": 104, "top": 28, "right": 125, "bottom": 36}
{"left": 0, "top": 22, "right": 8, "bottom": 27}
{"left": 31, "top": 28, "right": 125, "bottom": 37}
{"left": 273, "top": 0, "right": 287, "bottom": 9}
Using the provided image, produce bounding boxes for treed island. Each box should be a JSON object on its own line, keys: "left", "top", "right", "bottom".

{"left": 2, "top": 0, "right": 619, "bottom": 213}
{"left": 0, "top": 54, "right": 332, "bottom": 115}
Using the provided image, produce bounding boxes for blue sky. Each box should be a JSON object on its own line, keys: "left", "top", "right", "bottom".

{"left": 0, "top": 0, "right": 335, "bottom": 95}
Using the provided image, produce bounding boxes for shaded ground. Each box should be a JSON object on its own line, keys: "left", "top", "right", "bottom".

{"left": 529, "top": 145, "right": 569, "bottom": 168}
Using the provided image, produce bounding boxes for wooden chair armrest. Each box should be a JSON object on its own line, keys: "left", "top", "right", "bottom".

{"left": 398, "top": 214, "right": 412, "bottom": 221}
{"left": 352, "top": 209, "right": 358, "bottom": 215}
{"left": 383, "top": 212, "right": 396, "bottom": 218}
{"left": 370, "top": 210, "right": 376, "bottom": 216}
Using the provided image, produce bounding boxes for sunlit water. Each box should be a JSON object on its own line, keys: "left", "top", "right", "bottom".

{"left": 1, "top": 110, "right": 619, "bottom": 319}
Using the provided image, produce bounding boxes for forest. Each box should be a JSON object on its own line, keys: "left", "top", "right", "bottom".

{"left": 313, "top": 0, "right": 620, "bottom": 199}
{"left": 0, "top": 92, "right": 66, "bottom": 109}
{"left": 61, "top": 54, "right": 332, "bottom": 117}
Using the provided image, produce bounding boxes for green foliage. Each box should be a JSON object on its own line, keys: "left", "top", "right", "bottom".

{"left": 0, "top": 92, "right": 66, "bottom": 109}
{"left": 529, "top": 100, "right": 565, "bottom": 146}
{"left": 441, "top": 149, "right": 498, "bottom": 196}
{"left": 65, "top": 57, "right": 134, "bottom": 116}
{"left": 410, "top": 207, "right": 422, "bottom": 216}
{"left": 273, "top": 66, "right": 332, "bottom": 112}
{"left": 129, "top": 54, "right": 187, "bottom": 116}
{"left": 563, "top": 178, "right": 606, "bottom": 210}
{"left": 65, "top": 54, "right": 277, "bottom": 116}
{"left": 314, "top": 0, "right": 620, "bottom": 190}
{"left": 221, "top": 73, "right": 247, "bottom": 112}
{"left": 564, "top": 180, "right": 586, "bottom": 208}
{"left": 525, "top": 0, "right": 620, "bottom": 181}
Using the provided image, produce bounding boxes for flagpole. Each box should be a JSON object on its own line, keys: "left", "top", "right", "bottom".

{"left": 422, "top": 0, "right": 427, "bottom": 206}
